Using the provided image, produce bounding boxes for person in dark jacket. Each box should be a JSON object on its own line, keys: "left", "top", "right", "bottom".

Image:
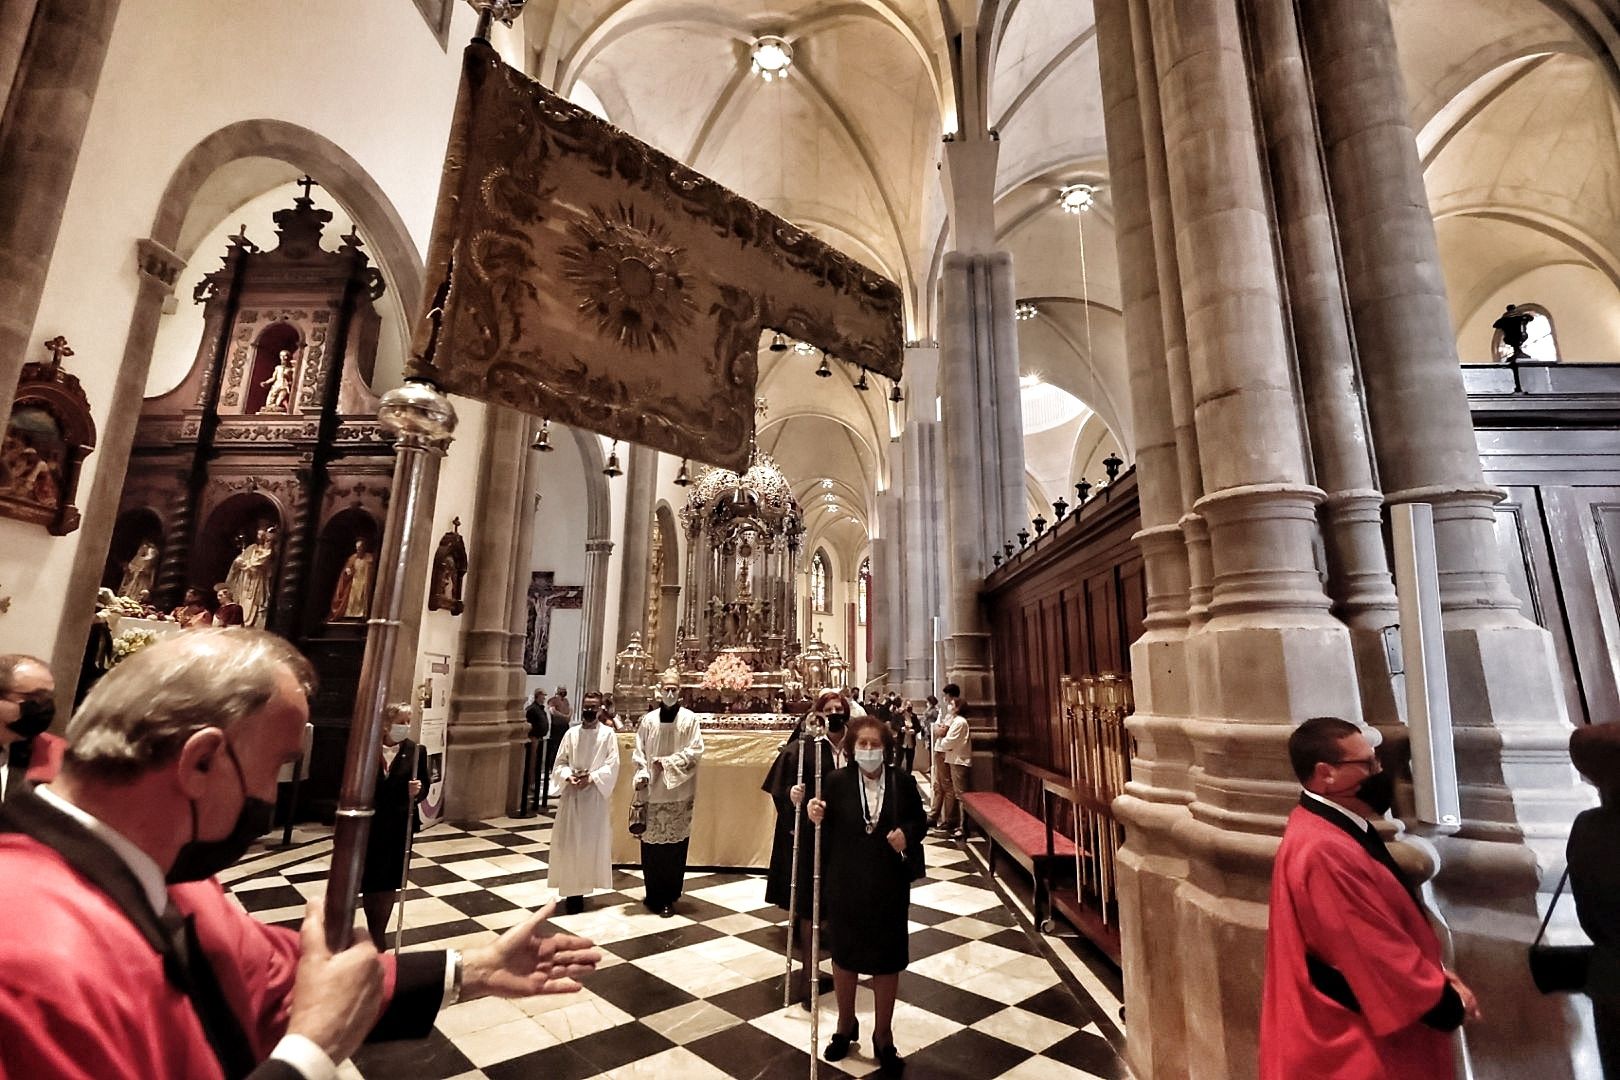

{"left": 807, "top": 714, "right": 927, "bottom": 1075}
{"left": 361, "top": 702, "right": 431, "bottom": 949}
{"left": 763, "top": 689, "right": 850, "bottom": 1004}
{"left": 1569, "top": 722, "right": 1620, "bottom": 1078}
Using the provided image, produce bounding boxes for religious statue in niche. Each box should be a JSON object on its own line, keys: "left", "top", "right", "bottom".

{"left": 118, "top": 542, "right": 160, "bottom": 600}
{"left": 225, "top": 524, "right": 279, "bottom": 629}
{"left": 0, "top": 336, "right": 96, "bottom": 535}
{"left": 327, "top": 538, "right": 376, "bottom": 621}
{"left": 523, "top": 570, "right": 585, "bottom": 675}
{"left": 428, "top": 518, "right": 469, "bottom": 615}
{"left": 259, "top": 349, "right": 297, "bottom": 413}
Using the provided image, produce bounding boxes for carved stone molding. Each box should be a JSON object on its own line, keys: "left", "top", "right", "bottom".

{"left": 135, "top": 238, "right": 185, "bottom": 288}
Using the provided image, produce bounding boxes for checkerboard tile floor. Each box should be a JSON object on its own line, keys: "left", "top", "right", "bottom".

{"left": 227, "top": 813, "right": 1130, "bottom": 1079}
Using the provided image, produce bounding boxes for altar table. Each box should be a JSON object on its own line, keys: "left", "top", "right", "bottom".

{"left": 607, "top": 722, "right": 793, "bottom": 870}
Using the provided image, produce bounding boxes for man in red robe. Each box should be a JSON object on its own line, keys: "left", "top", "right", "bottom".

{"left": 0, "top": 629, "right": 601, "bottom": 1079}
{"left": 1261, "top": 716, "right": 1480, "bottom": 1080}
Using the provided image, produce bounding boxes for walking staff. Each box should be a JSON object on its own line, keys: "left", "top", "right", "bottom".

{"left": 809, "top": 712, "right": 826, "bottom": 1080}
{"left": 393, "top": 741, "right": 425, "bottom": 957}
{"left": 783, "top": 718, "right": 813, "bottom": 1008}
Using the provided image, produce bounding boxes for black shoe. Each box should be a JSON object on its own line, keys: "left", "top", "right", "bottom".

{"left": 824, "top": 1020, "right": 859, "bottom": 1062}
{"left": 563, "top": 895, "right": 585, "bottom": 915}
{"left": 874, "top": 1041, "right": 905, "bottom": 1075}
{"left": 659, "top": 905, "right": 675, "bottom": 918}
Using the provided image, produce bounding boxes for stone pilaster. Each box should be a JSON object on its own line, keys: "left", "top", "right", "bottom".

{"left": 900, "top": 419, "right": 944, "bottom": 701}
{"left": 445, "top": 405, "right": 532, "bottom": 820}
{"left": 1304, "top": 3, "right": 1594, "bottom": 1074}
{"left": 578, "top": 536, "right": 613, "bottom": 695}
{"left": 0, "top": 0, "right": 121, "bottom": 428}
{"left": 615, "top": 444, "right": 656, "bottom": 650}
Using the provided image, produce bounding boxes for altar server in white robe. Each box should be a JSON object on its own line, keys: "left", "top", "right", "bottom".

{"left": 548, "top": 690, "right": 621, "bottom": 914}
{"left": 634, "top": 668, "right": 704, "bottom": 916}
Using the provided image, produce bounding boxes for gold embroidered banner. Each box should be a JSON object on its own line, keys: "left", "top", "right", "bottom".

{"left": 408, "top": 43, "right": 906, "bottom": 471}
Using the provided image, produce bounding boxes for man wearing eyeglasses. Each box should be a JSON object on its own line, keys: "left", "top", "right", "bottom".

{"left": 1260, "top": 716, "right": 1480, "bottom": 1080}
{"left": 0, "top": 654, "right": 65, "bottom": 801}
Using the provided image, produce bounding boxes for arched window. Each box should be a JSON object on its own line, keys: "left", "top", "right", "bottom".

{"left": 811, "top": 550, "right": 829, "bottom": 613}
{"left": 1492, "top": 303, "right": 1560, "bottom": 363}
{"left": 858, "top": 556, "right": 871, "bottom": 624}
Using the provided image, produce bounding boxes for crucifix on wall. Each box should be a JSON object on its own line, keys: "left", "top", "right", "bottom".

{"left": 524, "top": 570, "right": 584, "bottom": 675}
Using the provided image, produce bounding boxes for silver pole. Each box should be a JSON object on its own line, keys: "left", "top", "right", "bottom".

{"left": 809, "top": 715, "right": 825, "bottom": 1080}
{"left": 784, "top": 724, "right": 811, "bottom": 1008}
{"left": 393, "top": 741, "right": 426, "bottom": 957}
{"left": 325, "top": 382, "right": 457, "bottom": 951}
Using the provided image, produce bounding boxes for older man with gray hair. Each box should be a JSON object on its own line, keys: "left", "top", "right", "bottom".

{"left": 0, "top": 652, "right": 63, "bottom": 801}
{"left": 0, "top": 628, "right": 601, "bottom": 1080}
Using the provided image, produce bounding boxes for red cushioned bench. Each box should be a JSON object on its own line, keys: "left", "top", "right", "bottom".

{"left": 958, "top": 791, "right": 1077, "bottom": 929}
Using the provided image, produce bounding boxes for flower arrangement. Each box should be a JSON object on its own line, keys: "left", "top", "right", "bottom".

{"left": 111, "top": 627, "right": 157, "bottom": 665}
{"left": 700, "top": 651, "right": 753, "bottom": 693}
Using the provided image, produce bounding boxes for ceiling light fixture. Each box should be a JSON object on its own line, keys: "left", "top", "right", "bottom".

{"left": 1058, "top": 183, "right": 1097, "bottom": 215}
{"left": 750, "top": 36, "right": 793, "bottom": 82}
{"left": 793, "top": 340, "right": 817, "bottom": 356}
{"left": 1015, "top": 300, "right": 1038, "bottom": 321}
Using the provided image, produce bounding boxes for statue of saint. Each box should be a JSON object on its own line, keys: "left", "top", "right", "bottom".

{"left": 225, "top": 525, "right": 277, "bottom": 628}
{"left": 1492, "top": 304, "right": 1536, "bottom": 362}
{"left": 118, "top": 541, "right": 159, "bottom": 600}
{"left": 260, "top": 349, "right": 295, "bottom": 413}
{"left": 327, "top": 538, "right": 376, "bottom": 621}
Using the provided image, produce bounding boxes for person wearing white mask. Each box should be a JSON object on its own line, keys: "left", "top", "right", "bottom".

{"left": 547, "top": 690, "right": 620, "bottom": 914}
{"left": 807, "top": 714, "right": 927, "bottom": 1075}
{"left": 360, "top": 702, "right": 428, "bottom": 948}
{"left": 634, "top": 667, "right": 704, "bottom": 916}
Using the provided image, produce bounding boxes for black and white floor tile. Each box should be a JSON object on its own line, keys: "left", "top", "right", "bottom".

{"left": 226, "top": 811, "right": 1131, "bottom": 1080}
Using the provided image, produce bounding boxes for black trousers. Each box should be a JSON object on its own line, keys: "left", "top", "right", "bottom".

{"left": 642, "top": 838, "right": 690, "bottom": 908}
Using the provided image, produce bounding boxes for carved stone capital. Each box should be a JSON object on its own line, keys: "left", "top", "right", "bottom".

{"left": 135, "top": 238, "right": 185, "bottom": 288}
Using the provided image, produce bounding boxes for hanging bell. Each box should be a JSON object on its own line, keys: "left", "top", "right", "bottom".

{"left": 854, "top": 369, "right": 870, "bottom": 391}
{"left": 674, "top": 458, "right": 692, "bottom": 486}
{"left": 815, "top": 356, "right": 832, "bottom": 378}
{"left": 889, "top": 381, "right": 903, "bottom": 403}
{"left": 531, "top": 420, "right": 553, "bottom": 452}
{"left": 769, "top": 332, "right": 789, "bottom": 352}
{"left": 603, "top": 440, "right": 623, "bottom": 478}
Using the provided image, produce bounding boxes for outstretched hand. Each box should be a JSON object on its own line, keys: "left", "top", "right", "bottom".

{"left": 461, "top": 901, "right": 603, "bottom": 1000}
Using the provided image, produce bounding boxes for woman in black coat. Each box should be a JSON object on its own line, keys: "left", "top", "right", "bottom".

{"left": 1569, "top": 722, "right": 1620, "bottom": 1078}
{"left": 807, "top": 714, "right": 927, "bottom": 1075}
{"left": 361, "top": 704, "right": 430, "bottom": 949}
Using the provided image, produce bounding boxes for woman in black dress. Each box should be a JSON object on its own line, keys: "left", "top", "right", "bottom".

{"left": 1569, "top": 722, "right": 1620, "bottom": 1077}
{"left": 807, "top": 715, "right": 927, "bottom": 1075}
{"left": 360, "top": 703, "right": 430, "bottom": 949}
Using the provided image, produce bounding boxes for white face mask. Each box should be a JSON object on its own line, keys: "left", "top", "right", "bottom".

{"left": 854, "top": 748, "right": 885, "bottom": 772}
{"left": 387, "top": 723, "right": 410, "bottom": 743}
{"left": 660, "top": 688, "right": 680, "bottom": 707}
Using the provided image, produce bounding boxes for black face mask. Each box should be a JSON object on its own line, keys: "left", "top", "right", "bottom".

{"left": 581, "top": 707, "right": 598, "bottom": 723}
{"left": 825, "top": 713, "right": 848, "bottom": 732}
{"left": 167, "top": 743, "right": 275, "bottom": 884}
{"left": 7, "top": 697, "right": 54, "bottom": 740}
{"left": 1355, "top": 770, "right": 1396, "bottom": 816}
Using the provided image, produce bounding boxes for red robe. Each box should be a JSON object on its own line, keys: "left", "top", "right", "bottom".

{"left": 1260, "top": 800, "right": 1455, "bottom": 1080}
{"left": 0, "top": 806, "right": 437, "bottom": 1079}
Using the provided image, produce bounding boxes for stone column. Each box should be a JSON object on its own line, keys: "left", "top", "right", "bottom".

{"left": 1306, "top": 4, "right": 1593, "bottom": 1074}
{"left": 0, "top": 0, "right": 40, "bottom": 118}
{"left": 900, "top": 419, "right": 944, "bottom": 702}
{"left": 614, "top": 444, "right": 656, "bottom": 650}
{"left": 880, "top": 491, "right": 904, "bottom": 689}
{"left": 47, "top": 239, "right": 185, "bottom": 697}
{"left": 577, "top": 536, "right": 613, "bottom": 694}
{"left": 1248, "top": 0, "right": 1401, "bottom": 729}
{"left": 1094, "top": 2, "right": 1197, "bottom": 1075}
{"left": 0, "top": 0, "right": 121, "bottom": 427}
{"left": 868, "top": 531, "right": 892, "bottom": 688}
{"left": 445, "top": 406, "right": 533, "bottom": 819}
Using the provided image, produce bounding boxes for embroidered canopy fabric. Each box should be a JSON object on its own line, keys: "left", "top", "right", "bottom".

{"left": 408, "top": 42, "right": 906, "bottom": 471}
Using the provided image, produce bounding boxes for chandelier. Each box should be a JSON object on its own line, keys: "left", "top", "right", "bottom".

{"left": 1058, "top": 183, "right": 1097, "bottom": 215}
{"left": 1015, "top": 300, "right": 1038, "bottom": 321}
{"left": 751, "top": 36, "right": 793, "bottom": 82}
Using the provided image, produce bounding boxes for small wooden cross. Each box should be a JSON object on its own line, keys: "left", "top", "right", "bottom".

{"left": 296, "top": 175, "right": 318, "bottom": 200}
{"left": 42, "top": 335, "right": 73, "bottom": 371}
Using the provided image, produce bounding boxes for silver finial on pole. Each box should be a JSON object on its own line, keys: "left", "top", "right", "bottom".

{"left": 325, "top": 380, "right": 457, "bottom": 952}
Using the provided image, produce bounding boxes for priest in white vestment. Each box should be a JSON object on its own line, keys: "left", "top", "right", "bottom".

{"left": 547, "top": 690, "right": 621, "bottom": 914}
{"left": 633, "top": 668, "right": 704, "bottom": 916}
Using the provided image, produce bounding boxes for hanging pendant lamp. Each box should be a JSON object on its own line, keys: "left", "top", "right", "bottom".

{"left": 853, "top": 369, "right": 870, "bottom": 391}
{"left": 531, "top": 420, "right": 553, "bottom": 452}
{"left": 769, "top": 332, "right": 789, "bottom": 352}
{"left": 603, "top": 440, "right": 623, "bottom": 478}
{"left": 815, "top": 356, "right": 832, "bottom": 378}
{"left": 674, "top": 458, "right": 692, "bottom": 486}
